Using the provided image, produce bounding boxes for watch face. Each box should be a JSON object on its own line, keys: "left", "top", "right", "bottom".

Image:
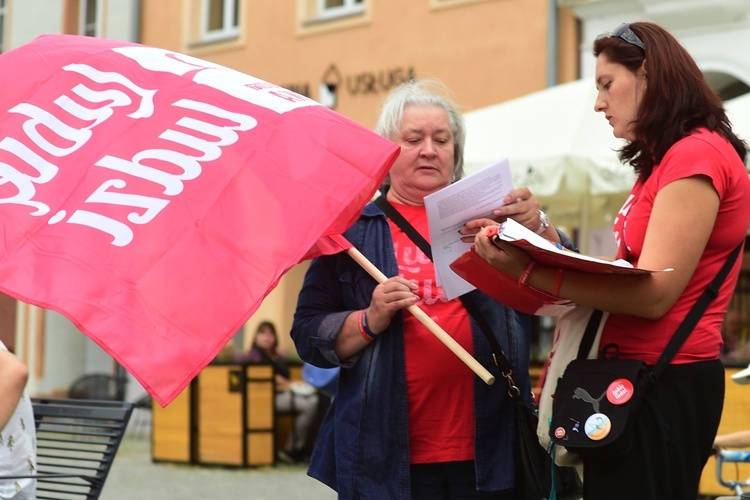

{"left": 537, "top": 211, "right": 549, "bottom": 233}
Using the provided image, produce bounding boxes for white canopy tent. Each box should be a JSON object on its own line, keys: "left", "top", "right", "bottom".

{"left": 725, "top": 92, "right": 750, "bottom": 236}
{"left": 463, "top": 79, "right": 634, "bottom": 252}
{"left": 726, "top": 92, "right": 750, "bottom": 149}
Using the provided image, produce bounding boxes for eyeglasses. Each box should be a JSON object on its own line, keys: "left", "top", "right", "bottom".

{"left": 612, "top": 23, "right": 645, "bottom": 51}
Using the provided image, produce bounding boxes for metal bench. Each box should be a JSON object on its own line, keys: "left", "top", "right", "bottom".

{"left": 67, "top": 373, "right": 128, "bottom": 401}
{"left": 0, "top": 397, "right": 134, "bottom": 499}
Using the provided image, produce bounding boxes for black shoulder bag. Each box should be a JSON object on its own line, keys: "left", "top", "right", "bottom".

{"left": 375, "top": 195, "right": 582, "bottom": 500}
{"left": 549, "top": 243, "right": 742, "bottom": 459}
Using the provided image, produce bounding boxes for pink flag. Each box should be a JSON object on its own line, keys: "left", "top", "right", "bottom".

{"left": 0, "top": 35, "right": 398, "bottom": 406}
{"left": 305, "top": 234, "right": 354, "bottom": 259}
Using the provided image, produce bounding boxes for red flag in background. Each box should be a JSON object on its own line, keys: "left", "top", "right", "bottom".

{"left": 0, "top": 35, "right": 398, "bottom": 406}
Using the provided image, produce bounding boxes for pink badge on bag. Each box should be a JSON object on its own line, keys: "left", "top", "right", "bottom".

{"left": 606, "top": 378, "right": 634, "bottom": 405}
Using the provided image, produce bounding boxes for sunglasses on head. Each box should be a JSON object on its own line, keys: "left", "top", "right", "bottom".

{"left": 612, "top": 23, "right": 645, "bottom": 51}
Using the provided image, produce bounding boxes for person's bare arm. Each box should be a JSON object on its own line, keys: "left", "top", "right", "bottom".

{"left": 714, "top": 430, "right": 750, "bottom": 450}
{"left": 461, "top": 186, "right": 561, "bottom": 244}
{"left": 474, "top": 176, "right": 719, "bottom": 318}
{"left": 0, "top": 349, "right": 28, "bottom": 430}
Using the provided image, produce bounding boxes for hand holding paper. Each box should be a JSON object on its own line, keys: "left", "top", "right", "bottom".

{"left": 450, "top": 219, "right": 670, "bottom": 316}
{"left": 423, "top": 158, "right": 514, "bottom": 299}
{"left": 495, "top": 219, "right": 652, "bottom": 274}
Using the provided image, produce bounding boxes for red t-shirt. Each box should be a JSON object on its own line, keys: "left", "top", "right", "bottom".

{"left": 388, "top": 202, "right": 475, "bottom": 464}
{"left": 605, "top": 129, "right": 750, "bottom": 364}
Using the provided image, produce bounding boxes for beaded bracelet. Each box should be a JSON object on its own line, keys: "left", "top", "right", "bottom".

{"left": 553, "top": 268, "right": 564, "bottom": 296}
{"left": 518, "top": 261, "right": 537, "bottom": 287}
{"left": 358, "top": 310, "right": 378, "bottom": 341}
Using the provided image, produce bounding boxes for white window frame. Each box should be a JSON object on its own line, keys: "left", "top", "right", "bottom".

{"left": 201, "top": 0, "right": 240, "bottom": 43}
{"left": 80, "top": 0, "right": 102, "bottom": 37}
{"left": 317, "top": 0, "right": 364, "bottom": 20}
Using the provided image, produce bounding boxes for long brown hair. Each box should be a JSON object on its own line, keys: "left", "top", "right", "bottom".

{"left": 593, "top": 22, "right": 746, "bottom": 182}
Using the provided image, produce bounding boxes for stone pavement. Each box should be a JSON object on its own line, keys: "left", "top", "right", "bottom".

{"left": 100, "top": 434, "right": 337, "bottom": 500}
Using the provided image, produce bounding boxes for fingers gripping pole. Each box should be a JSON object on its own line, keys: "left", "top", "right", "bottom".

{"left": 346, "top": 246, "right": 496, "bottom": 385}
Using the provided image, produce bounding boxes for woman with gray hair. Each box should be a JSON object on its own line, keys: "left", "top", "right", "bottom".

{"left": 291, "top": 78, "right": 573, "bottom": 499}
{"left": 375, "top": 79, "right": 466, "bottom": 189}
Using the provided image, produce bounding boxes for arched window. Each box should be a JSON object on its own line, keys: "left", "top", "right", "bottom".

{"left": 703, "top": 71, "right": 750, "bottom": 101}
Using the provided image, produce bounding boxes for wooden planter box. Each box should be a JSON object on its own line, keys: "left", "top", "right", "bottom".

{"left": 152, "top": 362, "right": 276, "bottom": 467}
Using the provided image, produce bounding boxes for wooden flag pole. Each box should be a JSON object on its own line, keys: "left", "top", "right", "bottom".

{"left": 346, "top": 246, "right": 495, "bottom": 386}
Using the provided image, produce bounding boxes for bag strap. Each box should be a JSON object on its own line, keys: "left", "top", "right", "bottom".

{"left": 377, "top": 195, "right": 743, "bottom": 385}
{"left": 374, "top": 195, "right": 433, "bottom": 260}
{"left": 650, "top": 242, "right": 743, "bottom": 380}
{"left": 374, "top": 194, "right": 522, "bottom": 397}
{"left": 575, "top": 309, "right": 605, "bottom": 360}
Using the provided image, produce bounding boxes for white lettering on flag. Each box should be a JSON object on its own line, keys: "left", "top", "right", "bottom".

{"left": 112, "top": 46, "right": 319, "bottom": 114}
{"left": 63, "top": 63, "right": 156, "bottom": 119}
{"left": 0, "top": 56, "right": 260, "bottom": 247}
{"left": 0, "top": 137, "right": 58, "bottom": 215}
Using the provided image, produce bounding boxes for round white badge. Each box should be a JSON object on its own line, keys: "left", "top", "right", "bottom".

{"left": 584, "top": 413, "right": 611, "bottom": 441}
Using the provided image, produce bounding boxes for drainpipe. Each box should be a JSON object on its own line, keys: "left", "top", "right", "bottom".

{"left": 131, "top": 0, "right": 142, "bottom": 43}
{"left": 547, "top": 0, "right": 558, "bottom": 88}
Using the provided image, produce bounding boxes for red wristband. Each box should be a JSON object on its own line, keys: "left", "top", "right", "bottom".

{"left": 518, "top": 261, "right": 537, "bottom": 287}
{"left": 552, "top": 268, "right": 564, "bottom": 296}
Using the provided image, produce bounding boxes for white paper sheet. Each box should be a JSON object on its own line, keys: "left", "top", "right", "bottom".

{"left": 496, "top": 218, "right": 671, "bottom": 273}
{"left": 424, "top": 158, "right": 514, "bottom": 299}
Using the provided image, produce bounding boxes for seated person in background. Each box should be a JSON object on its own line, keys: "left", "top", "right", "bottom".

{"left": 714, "top": 430, "right": 750, "bottom": 451}
{"left": 237, "top": 321, "right": 319, "bottom": 464}
{"left": 0, "top": 341, "right": 36, "bottom": 500}
{"left": 721, "top": 310, "right": 749, "bottom": 361}
{"left": 715, "top": 363, "right": 750, "bottom": 452}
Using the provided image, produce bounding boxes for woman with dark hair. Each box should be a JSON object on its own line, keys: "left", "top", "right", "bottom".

{"left": 470, "top": 22, "right": 750, "bottom": 498}
{"left": 242, "top": 321, "right": 319, "bottom": 464}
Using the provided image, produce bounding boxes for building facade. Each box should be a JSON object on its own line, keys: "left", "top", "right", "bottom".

{"left": 137, "top": 0, "right": 580, "bottom": 130}
{"left": 562, "top": 0, "right": 750, "bottom": 99}
{"left": 2, "top": 0, "right": 748, "bottom": 408}
{"left": 0, "top": 0, "right": 579, "bottom": 396}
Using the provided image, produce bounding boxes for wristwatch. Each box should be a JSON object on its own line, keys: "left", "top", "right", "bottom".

{"left": 536, "top": 210, "right": 550, "bottom": 235}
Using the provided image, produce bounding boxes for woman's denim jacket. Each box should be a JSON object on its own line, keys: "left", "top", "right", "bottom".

{"left": 291, "top": 202, "right": 533, "bottom": 499}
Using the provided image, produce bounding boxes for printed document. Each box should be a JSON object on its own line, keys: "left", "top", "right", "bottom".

{"left": 424, "top": 158, "right": 514, "bottom": 299}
